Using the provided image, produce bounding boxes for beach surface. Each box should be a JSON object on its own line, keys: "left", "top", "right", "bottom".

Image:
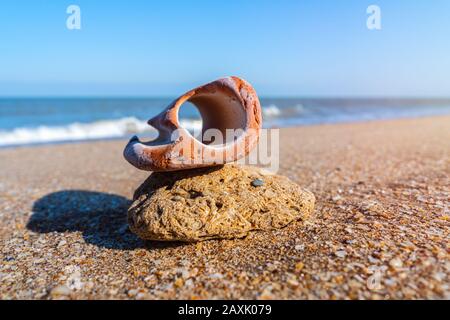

{"left": 0, "top": 115, "right": 449, "bottom": 299}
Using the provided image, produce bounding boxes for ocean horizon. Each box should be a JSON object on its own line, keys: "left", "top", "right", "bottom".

{"left": 1, "top": 97, "right": 450, "bottom": 147}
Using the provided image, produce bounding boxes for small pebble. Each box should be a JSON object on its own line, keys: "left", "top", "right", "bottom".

{"left": 287, "top": 277, "right": 300, "bottom": 287}
{"left": 295, "top": 262, "right": 304, "bottom": 272}
{"left": 251, "top": 179, "right": 264, "bottom": 187}
{"left": 57, "top": 240, "right": 67, "bottom": 247}
{"left": 174, "top": 277, "right": 184, "bottom": 288}
{"left": 335, "top": 250, "right": 347, "bottom": 258}
{"left": 332, "top": 195, "right": 343, "bottom": 202}
{"left": 389, "top": 257, "right": 403, "bottom": 269}
{"left": 50, "top": 285, "right": 71, "bottom": 297}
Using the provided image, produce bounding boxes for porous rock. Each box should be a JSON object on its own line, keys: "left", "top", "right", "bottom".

{"left": 128, "top": 164, "right": 315, "bottom": 241}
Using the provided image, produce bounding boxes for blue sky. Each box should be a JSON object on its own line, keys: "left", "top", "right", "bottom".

{"left": 0, "top": 0, "right": 449, "bottom": 97}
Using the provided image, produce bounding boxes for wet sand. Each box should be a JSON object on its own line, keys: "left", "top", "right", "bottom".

{"left": 0, "top": 115, "right": 449, "bottom": 299}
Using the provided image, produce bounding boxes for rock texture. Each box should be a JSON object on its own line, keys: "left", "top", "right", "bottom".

{"left": 128, "top": 164, "right": 315, "bottom": 241}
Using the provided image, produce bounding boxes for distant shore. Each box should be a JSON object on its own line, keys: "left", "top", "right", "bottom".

{"left": 0, "top": 115, "right": 449, "bottom": 299}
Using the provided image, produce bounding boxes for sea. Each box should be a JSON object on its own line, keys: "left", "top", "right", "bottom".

{"left": 1, "top": 97, "right": 450, "bottom": 147}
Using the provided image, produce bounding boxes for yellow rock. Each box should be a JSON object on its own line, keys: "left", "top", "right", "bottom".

{"left": 128, "top": 164, "right": 315, "bottom": 241}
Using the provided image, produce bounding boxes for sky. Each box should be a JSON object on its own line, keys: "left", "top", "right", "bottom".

{"left": 0, "top": 0, "right": 449, "bottom": 97}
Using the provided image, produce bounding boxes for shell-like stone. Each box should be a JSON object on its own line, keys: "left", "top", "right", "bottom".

{"left": 123, "top": 76, "right": 262, "bottom": 172}
{"left": 128, "top": 165, "right": 315, "bottom": 241}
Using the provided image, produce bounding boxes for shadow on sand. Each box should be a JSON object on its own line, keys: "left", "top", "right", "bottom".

{"left": 27, "top": 190, "right": 183, "bottom": 251}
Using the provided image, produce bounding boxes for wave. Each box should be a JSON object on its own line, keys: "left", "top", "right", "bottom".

{"left": 2, "top": 102, "right": 450, "bottom": 147}
{"left": 262, "top": 104, "right": 305, "bottom": 118}
{"left": 262, "top": 105, "right": 281, "bottom": 117}
{"left": 0, "top": 117, "right": 203, "bottom": 147}
{"left": 0, "top": 105, "right": 301, "bottom": 147}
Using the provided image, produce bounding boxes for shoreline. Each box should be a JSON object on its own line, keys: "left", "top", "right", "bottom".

{"left": 0, "top": 115, "right": 449, "bottom": 299}
{"left": 2, "top": 110, "right": 450, "bottom": 149}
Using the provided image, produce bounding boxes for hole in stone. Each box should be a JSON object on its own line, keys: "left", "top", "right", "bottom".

{"left": 177, "top": 90, "right": 247, "bottom": 146}
{"left": 178, "top": 101, "right": 203, "bottom": 141}
{"left": 188, "top": 190, "right": 203, "bottom": 199}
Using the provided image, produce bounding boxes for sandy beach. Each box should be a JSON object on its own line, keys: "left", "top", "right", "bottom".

{"left": 0, "top": 115, "right": 449, "bottom": 300}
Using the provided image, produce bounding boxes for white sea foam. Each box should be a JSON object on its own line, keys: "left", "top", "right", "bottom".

{"left": 262, "top": 104, "right": 306, "bottom": 118}
{"left": 4, "top": 102, "right": 448, "bottom": 147}
{"left": 0, "top": 117, "right": 203, "bottom": 147}
{"left": 262, "top": 105, "right": 281, "bottom": 117}
{"left": 0, "top": 105, "right": 288, "bottom": 146}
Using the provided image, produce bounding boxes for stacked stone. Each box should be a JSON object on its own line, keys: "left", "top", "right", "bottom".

{"left": 124, "top": 77, "right": 315, "bottom": 241}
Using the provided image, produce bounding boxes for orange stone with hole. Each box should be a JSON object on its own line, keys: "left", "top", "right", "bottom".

{"left": 123, "top": 76, "right": 262, "bottom": 172}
